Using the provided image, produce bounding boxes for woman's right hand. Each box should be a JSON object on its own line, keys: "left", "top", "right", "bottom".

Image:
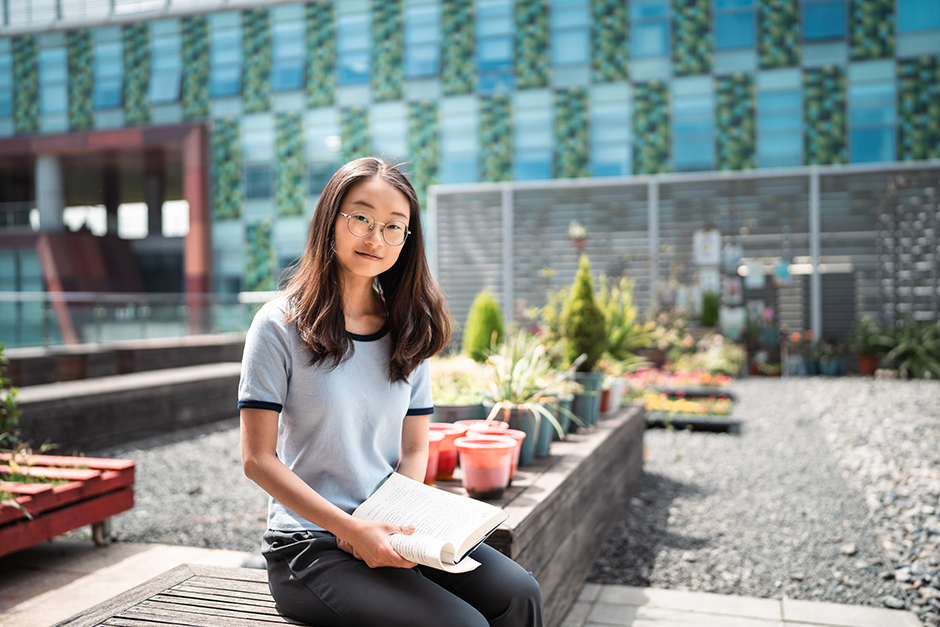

{"left": 337, "top": 519, "right": 418, "bottom": 569}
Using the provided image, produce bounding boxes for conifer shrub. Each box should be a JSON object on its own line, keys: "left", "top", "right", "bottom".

{"left": 462, "top": 290, "right": 505, "bottom": 362}
{"left": 560, "top": 255, "right": 607, "bottom": 372}
{"left": 701, "top": 290, "right": 720, "bottom": 328}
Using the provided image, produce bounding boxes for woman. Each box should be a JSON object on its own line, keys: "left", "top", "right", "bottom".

{"left": 238, "top": 158, "right": 543, "bottom": 627}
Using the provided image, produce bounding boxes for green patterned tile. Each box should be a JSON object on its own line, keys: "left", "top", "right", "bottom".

{"left": 306, "top": 1, "right": 336, "bottom": 107}
{"left": 516, "top": 0, "right": 550, "bottom": 89}
{"left": 673, "top": 0, "right": 711, "bottom": 76}
{"left": 341, "top": 106, "right": 370, "bottom": 161}
{"left": 245, "top": 221, "right": 276, "bottom": 291}
{"left": 373, "top": 0, "right": 404, "bottom": 102}
{"left": 123, "top": 23, "right": 151, "bottom": 125}
{"left": 850, "top": 0, "right": 894, "bottom": 61}
{"left": 803, "top": 65, "right": 847, "bottom": 165}
{"left": 13, "top": 36, "right": 39, "bottom": 135}
{"left": 276, "top": 112, "right": 305, "bottom": 217}
{"left": 212, "top": 118, "right": 243, "bottom": 220}
{"left": 897, "top": 55, "right": 940, "bottom": 161}
{"left": 442, "top": 0, "right": 475, "bottom": 96}
{"left": 67, "top": 30, "right": 93, "bottom": 130}
{"left": 182, "top": 15, "right": 210, "bottom": 119}
{"left": 554, "top": 87, "right": 589, "bottom": 178}
{"left": 716, "top": 73, "right": 755, "bottom": 170}
{"left": 633, "top": 80, "right": 670, "bottom": 174}
{"left": 592, "top": 0, "right": 628, "bottom": 83}
{"left": 407, "top": 100, "right": 439, "bottom": 209}
{"left": 759, "top": 0, "right": 799, "bottom": 69}
{"left": 480, "top": 94, "right": 513, "bottom": 182}
{"left": 243, "top": 8, "right": 271, "bottom": 114}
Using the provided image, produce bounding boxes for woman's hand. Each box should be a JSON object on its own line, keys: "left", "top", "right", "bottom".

{"left": 337, "top": 519, "right": 418, "bottom": 569}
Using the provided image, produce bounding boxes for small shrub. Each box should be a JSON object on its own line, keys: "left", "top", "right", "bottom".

{"left": 560, "top": 255, "right": 607, "bottom": 372}
{"left": 462, "top": 290, "right": 505, "bottom": 362}
{"left": 701, "top": 291, "right": 719, "bottom": 328}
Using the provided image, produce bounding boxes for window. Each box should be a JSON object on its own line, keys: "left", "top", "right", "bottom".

{"left": 898, "top": 0, "right": 940, "bottom": 32}
{"left": 405, "top": 3, "right": 441, "bottom": 78}
{"left": 272, "top": 19, "right": 305, "bottom": 91}
{"left": 306, "top": 115, "right": 341, "bottom": 196}
{"left": 591, "top": 100, "right": 631, "bottom": 176}
{"left": 150, "top": 21, "right": 182, "bottom": 103}
{"left": 849, "top": 75, "right": 894, "bottom": 163}
{"left": 802, "top": 0, "right": 846, "bottom": 40}
{"left": 551, "top": 0, "right": 590, "bottom": 66}
{"left": 0, "top": 49, "right": 12, "bottom": 118}
{"left": 714, "top": 0, "right": 754, "bottom": 50}
{"left": 371, "top": 108, "right": 408, "bottom": 163}
{"left": 672, "top": 88, "right": 714, "bottom": 172}
{"left": 440, "top": 106, "right": 478, "bottom": 183}
{"left": 39, "top": 47, "right": 68, "bottom": 115}
{"left": 757, "top": 89, "right": 801, "bottom": 167}
{"left": 93, "top": 29, "right": 124, "bottom": 110}
{"left": 245, "top": 165, "right": 273, "bottom": 199}
{"left": 477, "top": 0, "right": 514, "bottom": 94}
{"left": 513, "top": 97, "right": 552, "bottom": 180}
{"left": 631, "top": 0, "right": 670, "bottom": 58}
{"left": 243, "top": 116, "right": 274, "bottom": 198}
{"left": 210, "top": 17, "right": 242, "bottom": 97}
{"left": 337, "top": 12, "right": 371, "bottom": 85}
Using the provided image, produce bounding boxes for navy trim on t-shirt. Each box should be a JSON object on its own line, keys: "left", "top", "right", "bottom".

{"left": 238, "top": 400, "right": 284, "bottom": 412}
{"left": 348, "top": 325, "right": 390, "bottom": 342}
{"left": 406, "top": 407, "right": 434, "bottom": 416}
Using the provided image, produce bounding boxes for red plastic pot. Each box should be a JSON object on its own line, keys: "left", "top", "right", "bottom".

{"left": 424, "top": 431, "right": 445, "bottom": 486}
{"left": 428, "top": 423, "right": 467, "bottom": 480}
{"left": 454, "top": 435, "right": 516, "bottom": 500}
{"left": 454, "top": 419, "right": 509, "bottom": 432}
{"left": 466, "top": 427, "right": 524, "bottom": 482}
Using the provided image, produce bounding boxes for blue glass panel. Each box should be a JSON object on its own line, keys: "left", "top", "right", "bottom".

{"left": 150, "top": 70, "right": 181, "bottom": 102}
{"left": 272, "top": 58, "right": 305, "bottom": 91}
{"left": 94, "top": 76, "right": 122, "bottom": 108}
{"left": 339, "top": 51, "right": 370, "bottom": 84}
{"left": 632, "top": 21, "right": 669, "bottom": 57}
{"left": 715, "top": 11, "right": 755, "bottom": 49}
{"left": 479, "top": 37, "right": 513, "bottom": 68}
{"left": 850, "top": 127, "right": 895, "bottom": 163}
{"left": 848, "top": 82, "right": 894, "bottom": 104}
{"left": 210, "top": 65, "right": 241, "bottom": 96}
{"left": 591, "top": 143, "right": 630, "bottom": 177}
{"left": 406, "top": 43, "right": 440, "bottom": 77}
{"left": 758, "top": 91, "right": 800, "bottom": 110}
{"left": 441, "top": 154, "right": 478, "bottom": 184}
{"left": 759, "top": 110, "right": 801, "bottom": 131}
{"left": 245, "top": 165, "right": 273, "bottom": 198}
{"left": 715, "top": 0, "right": 752, "bottom": 8}
{"left": 850, "top": 106, "right": 894, "bottom": 125}
{"left": 478, "top": 70, "right": 513, "bottom": 93}
{"left": 674, "top": 137, "right": 714, "bottom": 171}
{"left": 513, "top": 148, "right": 553, "bottom": 180}
{"left": 337, "top": 15, "right": 370, "bottom": 51}
{"left": 898, "top": 0, "right": 940, "bottom": 32}
{"left": 152, "top": 40, "right": 182, "bottom": 71}
{"left": 803, "top": 1, "right": 846, "bottom": 40}
{"left": 759, "top": 133, "right": 801, "bottom": 164}
{"left": 631, "top": 0, "right": 670, "bottom": 19}
{"left": 478, "top": 15, "right": 513, "bottom": 37}
{"left": 39, "top": 49, "right": 67, "bottom": 82}
{"left": 0, "top": 91, "right": 12, "bottom": 117}
{"left": 41, "top": 83, "right": 67, "bottom": 114}
{"left": 551, "top": 6, "right": 590, "bottom": 28}
{"left": 309, "top": 161, "right": 338, "bottom": 196}
{"left": 552, "top": 29, "right": 589, "bottom": 65}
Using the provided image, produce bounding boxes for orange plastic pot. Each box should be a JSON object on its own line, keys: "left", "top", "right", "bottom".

{"left": 424, "top": 431, "right": 445, "bottom": 486}
{"left": 454, "top": 419, "right": 509, "bottom": 432}
{"left": 466, "top": 427, "right": 524, "bottom": 482}
{"left": 428, "top": 423, "right": 467, "bottom": 480}
{"left": 454, "top": 435, "right": 516, "bottom": 500}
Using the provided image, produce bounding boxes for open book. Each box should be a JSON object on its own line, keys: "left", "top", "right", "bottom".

{"left": 352, "top": 473, "right": 509, "bottom": 573}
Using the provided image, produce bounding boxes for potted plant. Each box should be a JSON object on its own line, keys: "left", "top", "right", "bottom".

{"left": 462, "top": 289, "right": 505, "bottom": 363}
{"left": 481, "top": 333, "right": 578, "bottom": 466}
{"left": 849, "top": 317, "right": 892, "bottom": 376}
{"left": 430, "top": 354, "right": 487, "bottom": 423}
{"left": 560, "top": 255, "right": 607, "bottom": 426}
{"left": 881, "top": 319, "right": 940, "bottom": 379}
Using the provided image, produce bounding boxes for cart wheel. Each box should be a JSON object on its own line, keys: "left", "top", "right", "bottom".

{"left": 92, "top": 520, "right": 111, "bottom": 546}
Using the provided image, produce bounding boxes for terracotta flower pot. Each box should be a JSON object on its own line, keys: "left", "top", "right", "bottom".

{"left": 454, "top": 435, "right": 516, "bottom": 499}
{"left": 467, "top": 427, "right": 524, "bottom": 482}
{"left": 454, "top": 419, "right": 508, "bottom": 432}
{"left": 427, "top": 423, "right": 467, "bottom": 481}
{"left": 859, "top": 353, "right": 878, "bottom": 376}
{"left": 424, "top": 431, "right": 444, "bottom": 486}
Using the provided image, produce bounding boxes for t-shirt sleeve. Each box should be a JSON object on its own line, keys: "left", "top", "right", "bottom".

{"left": 237, "top": 303, "right": 292, "bottom": 413}
{"left": 406, "top": 358, "right": 434, "bottom": 416}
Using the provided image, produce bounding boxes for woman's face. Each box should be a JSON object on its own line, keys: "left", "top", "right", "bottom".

{"left": 333, "top": 176, "right": 411, "bottom": 283}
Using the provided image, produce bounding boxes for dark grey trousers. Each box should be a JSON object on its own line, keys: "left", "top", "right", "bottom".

{"left": 262, "top": 529, "right": 544, "bottom": 627}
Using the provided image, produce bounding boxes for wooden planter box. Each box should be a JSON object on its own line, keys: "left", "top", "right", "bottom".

{"left": 0, "top": 454, "right": 135, "bottom": 559}
{"left": 646, "top": 411, "right": 739, "bottom": 432}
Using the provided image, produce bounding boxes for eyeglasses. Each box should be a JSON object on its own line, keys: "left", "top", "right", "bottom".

{"left": 338, "top": 210, "right": 411, "bottom": 246}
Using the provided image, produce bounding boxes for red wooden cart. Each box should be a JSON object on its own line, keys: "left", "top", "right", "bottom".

{"left": 0, "top": 454, "right": 135, "bottom": 558}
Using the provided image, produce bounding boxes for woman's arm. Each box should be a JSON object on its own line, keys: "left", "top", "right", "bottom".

{"left": 240, "top": 407, "right": 416, "bottom": 568}
{"left": 397, "top": 413, "right": 430, "bottom": 483}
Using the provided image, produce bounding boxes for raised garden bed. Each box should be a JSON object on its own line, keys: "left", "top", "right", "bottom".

{"left": 0, "top": 454, "right": 135, "bottom": 558}
{"left": 645, "top": 411, "right": 740, "bottom": 432}
{"left": 650, "top": 385, "right": 736, "bottom": 401}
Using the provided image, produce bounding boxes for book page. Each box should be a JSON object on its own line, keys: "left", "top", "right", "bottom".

{"left": 353, "top": 474, "right": 507, "bottom": 563}
{"left": 389, "top": 534, "right": 480, "bottom": 573}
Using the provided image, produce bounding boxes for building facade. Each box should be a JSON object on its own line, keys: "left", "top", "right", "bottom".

{"left": 0, "top": 0, "right": 938, "bottom": 346}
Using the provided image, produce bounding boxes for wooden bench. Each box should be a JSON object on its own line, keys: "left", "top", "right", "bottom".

{"left": 56, "top": 407, "right": 645, "bottom": 627}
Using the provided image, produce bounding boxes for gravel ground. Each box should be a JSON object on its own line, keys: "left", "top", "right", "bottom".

{"left": 588, "top": 377, "right": 940, "bottom": 626}
{"left": 72, "top": 378, "right": 940, "bottom": 624}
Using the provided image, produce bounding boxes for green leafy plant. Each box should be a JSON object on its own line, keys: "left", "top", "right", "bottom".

{"left": 596, "top": 274, "right": 655, "bottom": 363}
{"left": 701, "top": 290, "right": 719, "bottom": 327}
{"left": 462, "top": 290, "right": 505, "bottom": 362}
{"left": 883, "top": 320, "right": 940, "bottom": 380}
{"left": 430, "top": 355, "right": 486, "bottom": 405}
{"left": 669, "top": 333, "right": 745, "bottom": 376}
{"left": 560, "top": 255, "right": 607, "bottom": 372}
{"left": 482, "top": 333, "right": 583, "bottom": 437}
{"left": 0, "top": 343, "right": 22, "bottom": 452}
{"left": 849, "top": 316, "right": 893, "bottom": 356}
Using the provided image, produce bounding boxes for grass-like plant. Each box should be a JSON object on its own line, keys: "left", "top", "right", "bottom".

{"left": 597, "top": 274, "right": 655, "bottom": 364}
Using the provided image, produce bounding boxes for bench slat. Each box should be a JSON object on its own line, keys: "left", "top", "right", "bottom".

{"left": 124, "top": 603, "right": 299, "bottom": 626}
{"left": 169, "top": 585, "right": 274, "bottom": 604}
{"left": 137, "top": 598, "right": 285, "bottom": 620}
{"left": 184, "top": 576, "right": 271, "bottom": 595}
{"left": 153, "top": 591, "right": 277, "bottom": 611}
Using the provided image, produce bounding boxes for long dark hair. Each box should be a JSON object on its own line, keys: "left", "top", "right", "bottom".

{"left": 282, "top": 157, "right": 452, "bottom": 383}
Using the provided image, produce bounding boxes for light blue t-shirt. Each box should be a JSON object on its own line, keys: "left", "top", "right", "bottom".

{"left": 237, "top": 296, "right": 434, "bottom": 532}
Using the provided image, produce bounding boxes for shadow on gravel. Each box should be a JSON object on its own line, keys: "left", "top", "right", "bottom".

{"left": 588, "top": 471, "right": 710, "bottom": 586}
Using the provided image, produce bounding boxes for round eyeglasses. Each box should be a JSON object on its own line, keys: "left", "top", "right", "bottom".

{"left": 338, "top": 210, "right": 411, "bottom": 246}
